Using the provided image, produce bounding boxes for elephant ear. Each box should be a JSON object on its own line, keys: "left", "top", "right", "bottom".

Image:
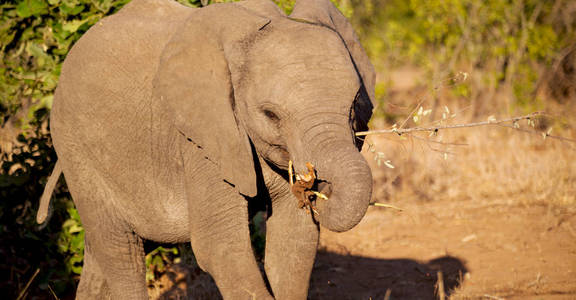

{"left": 290, "top": 0, "right": 376, "bottom": 105}
{"left": 154, "top": 4, "right": 270, "bottom": 197}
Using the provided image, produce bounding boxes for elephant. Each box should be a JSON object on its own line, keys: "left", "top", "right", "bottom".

{"left": 37, "top": 0, "right": 375, "bottom": 298}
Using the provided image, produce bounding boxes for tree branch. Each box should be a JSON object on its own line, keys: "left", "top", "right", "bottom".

{"left": 356, "top": 112, "right": 576, "bottom": 144}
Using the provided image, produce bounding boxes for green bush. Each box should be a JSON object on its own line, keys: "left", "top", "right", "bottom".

{"left": 1, "top": 0, "right": 176, "bottom": 297}
{"left": 349, "top": 0, "right": 574, "bottom": 117}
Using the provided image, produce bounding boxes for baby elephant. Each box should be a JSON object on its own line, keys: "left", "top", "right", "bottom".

{"left": 38, "top": 0, "right": 375, "bottom": 298}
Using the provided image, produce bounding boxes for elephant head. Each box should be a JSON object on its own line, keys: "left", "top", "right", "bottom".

{"left": 155, "top": 0, "right": 374, "bottom": 232}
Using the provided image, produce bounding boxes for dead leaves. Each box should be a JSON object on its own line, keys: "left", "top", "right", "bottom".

{"left": 288, "top": 161, "right": 328, "bottom": 215}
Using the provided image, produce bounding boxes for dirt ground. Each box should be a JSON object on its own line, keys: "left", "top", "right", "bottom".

{"left": 150, "top": 195, "right": 576, "bottom": 300}
{"left": 310, "top": 199, "right": 576, "bottom": 300}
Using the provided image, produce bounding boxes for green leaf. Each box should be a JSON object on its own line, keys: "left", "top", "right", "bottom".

{"left": 68, "top": 223, "right": 83, "bottom": 234}
{"left": 62, "top": 219, "right": 76, "bottom": 228}
{"left": 16, "top": 0, "right": 48, "bottom": 18}
{"left": 69, "top": 255, "right": 83, "bottom": 274}
{"left": 25, "top": 43, "right": 49, "bottom": 67}
{"left": 62, "top": 18, "right": 90, "bottom": 33}
{"left": 69, "top": 233, "right": 84, "bottom": 250}
{"left": 59, "top": 2, "right": 85, "bottom": 16}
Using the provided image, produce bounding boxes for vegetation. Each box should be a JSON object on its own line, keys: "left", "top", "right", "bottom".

{"left": 1, "top": 0, "right": 573, "bottom": 298}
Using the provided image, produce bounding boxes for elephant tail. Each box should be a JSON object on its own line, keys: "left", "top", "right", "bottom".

{"left": 37, "top": 160, "right": 63, "bottom": 224}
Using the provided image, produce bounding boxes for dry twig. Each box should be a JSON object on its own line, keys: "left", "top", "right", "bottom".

{"left": 357, "top": 112, "right": 541, "bottom": 136}
{"left": 16, "top": 268, "right": 40, "bottom": 300}
{"left": 370, "top": 203, "right": 404, "bottom": 211}
{"left": 436, "top": 271, "right": 446, "bottom": 300}
{"left": 356, "top": 112, "right": 576, "bottom": 144}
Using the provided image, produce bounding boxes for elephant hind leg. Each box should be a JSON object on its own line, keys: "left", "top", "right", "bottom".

{"left": 76, "top": 244, "right": 111, "bottom": 300}
{"left": 65, "top": 166, "right": 148, "bottom": 299}
{"left": 81, "top": 224, "right": 148, "bottom": 299}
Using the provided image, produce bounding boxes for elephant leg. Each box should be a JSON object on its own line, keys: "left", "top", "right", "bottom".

{"left": 78, "top": 213, "right": 148, "bottom": 299}
{"left": 88, "top": 227, "right": 147, "bottom": 299}
{"left": 183, "top": 145, "right": 272, "bottom": 300}
{"left": 76, "top": 243, "right": 111, "bottom": 300}
{"left": 264, "top": 188, "right": 320, "bottom": 300}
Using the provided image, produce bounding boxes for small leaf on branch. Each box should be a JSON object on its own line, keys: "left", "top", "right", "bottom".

{"left": 384, "top": 160, "right": 395, "bottom": 169}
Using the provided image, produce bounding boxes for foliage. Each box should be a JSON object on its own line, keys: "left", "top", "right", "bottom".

{"left": 1, "top": 0, "right": 187, "bottom": 298}
{"left": 0, "top": 108, "right": 74, "bottom": 298}
{"left": 145, "top": 246, "right": 179, "bottom": 283}
{"left": 58, "top": 206, "right": 85, "bottom": 275}
{"left": 348, "top": 0, "right": 575, "bottom": 118}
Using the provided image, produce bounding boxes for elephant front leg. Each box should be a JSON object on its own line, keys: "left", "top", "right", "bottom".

{"left": 265, "top": 182, "right": 320, "bottom": 300}
{"left": 182, "top": 146, "right": 272, "bottom": 300}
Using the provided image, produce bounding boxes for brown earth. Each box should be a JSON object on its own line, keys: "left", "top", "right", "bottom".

{"left": 310, "top": 199, "right": 576, "bottom": 300}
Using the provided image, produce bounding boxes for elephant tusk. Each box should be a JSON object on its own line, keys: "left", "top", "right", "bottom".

{"left": 288, "top": 160, "right": 294, "bottom": 186}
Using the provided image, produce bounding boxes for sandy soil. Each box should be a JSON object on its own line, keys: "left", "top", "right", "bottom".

{"left": 310, "top": 199, "right": 576, "bottom": 299}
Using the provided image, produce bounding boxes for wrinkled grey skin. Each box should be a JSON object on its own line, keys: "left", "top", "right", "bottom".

{"left": 43, "top": 0, "right": 375, "bottom": 298}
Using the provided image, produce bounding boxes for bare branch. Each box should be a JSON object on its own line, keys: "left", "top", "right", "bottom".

{"left": 357, "top": 112, "right": 544, "bottom": 136}
{"left": 358, "top": 111, "right": 576, "bottom": 144}
{"left": 497, "top": 124, "right": 576, "bottom": 144}
{"left": 409, "top": 134, "right": 469, "bottom": 147}
{"left": 366, "top": 113, "right": 570, "bottom": 141}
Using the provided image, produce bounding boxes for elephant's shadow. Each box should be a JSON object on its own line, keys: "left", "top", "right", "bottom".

{"left": 309, "top": 251, "right": 468, "bottom": 300}
{"left": 155, "top": 250, "right": 468, "bottom": 300}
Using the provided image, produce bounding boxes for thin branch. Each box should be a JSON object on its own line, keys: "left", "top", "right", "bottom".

{"left": 399, "top": 97, "right": 427, "bottom": 129}
{"left": 16, "top": 268, "right": 40, "bottom": 300}
{"left": 359, "top": 112, "right": 576, "bottom": 144}
{"left": 497, "top": 124, "right": 576, "bottom": 144}
{"left": 48, "top": 284, "right": 60, "bottom": 300}
{"left": 357, "top": 112, "right": 541, "bottom": 135}
{"left": 370, "top": 203, "right": 404, "bottom": 211}
{"left": 409, "top": 134, "right": 469, "bottom": 147}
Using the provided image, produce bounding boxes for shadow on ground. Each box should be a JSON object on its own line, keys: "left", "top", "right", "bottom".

{"left": 155, "top": 251, "right": 467, "bottom": 300}
{"left": 309, "top": 251, "right": 468, "bottom": 300}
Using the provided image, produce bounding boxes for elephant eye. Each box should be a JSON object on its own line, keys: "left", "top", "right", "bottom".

{"left": 263, "top": 109, "right": 280, "bottom": 122}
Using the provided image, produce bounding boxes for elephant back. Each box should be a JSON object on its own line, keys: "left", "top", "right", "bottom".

{"left": 50, "top": 0, "right": 194, "bottom": 205}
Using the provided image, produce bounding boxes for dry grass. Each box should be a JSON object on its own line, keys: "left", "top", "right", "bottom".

{"left": 366, "top": 101, "right": 576, "bottom": 210}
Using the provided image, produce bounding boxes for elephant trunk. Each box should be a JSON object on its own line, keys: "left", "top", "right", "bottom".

{"left": 296, "top": 120, "right": 373, "bottom": 232}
